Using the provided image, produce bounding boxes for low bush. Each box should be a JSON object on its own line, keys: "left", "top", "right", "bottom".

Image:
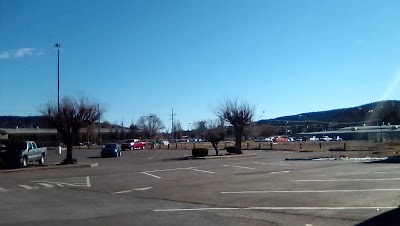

{"left": 192, "top": 148, "right": 208, "bottom": 157}
{"left": 226, "top": 146, "right": 237, "bottom": 153}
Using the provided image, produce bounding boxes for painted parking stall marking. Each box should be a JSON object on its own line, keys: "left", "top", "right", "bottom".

{"left": 293, "top": 177, "right": 400, "bottom": 182}
{"left": 113, "top": 187, "right": 152, "bottom": 194}
{"left": 19, "top": 185, "right": 38, "bottom": 190}
{"left": 221, "top": 188, "right": 400, "bottom": 194}
{"left": 32, "top": 176, "right": 91, "bottom": 187}
{"left": 37, "top": 183, "right": 54, "bottom": 188}
{"left": 0, "top": 187, "right": 8, "bottom": 192}
{"left": 270, "top": 170, "right": 290, "bottom": 174}
{"left": 153, "top": 206, "right": 396, "bottom": 212}
{"left": 141, "top": 167, "right": 215, "bottom": 179}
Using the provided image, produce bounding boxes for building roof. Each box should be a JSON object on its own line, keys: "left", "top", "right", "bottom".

{"left": 0, "top": 127, "right": 130, "bottom": 134}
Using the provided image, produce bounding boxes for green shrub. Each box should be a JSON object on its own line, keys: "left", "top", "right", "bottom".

{"left": 192, "top": 148, "right": 208, "bottom": 157}
{"left": 226, "top": 146, "right": 237, "bottom": 153}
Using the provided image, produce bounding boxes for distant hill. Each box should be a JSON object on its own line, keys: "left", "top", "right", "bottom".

{"left": 0, "top": 116, "right": 122, "bottom": 129}
{"left": 0, "top": 116, "right": 50, "bottom": 128}
{"left": 258, "top": 100, "right": 400, "bottom": 130}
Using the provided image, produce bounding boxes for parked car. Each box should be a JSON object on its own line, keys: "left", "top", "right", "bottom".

{"left": 101, "top": 143, "right": 122, "bottom": 157}
{"left": 275, "top": 136, "right": 288, "bottom": 143}
{"left": 0, "top": 141, "right": 47, "bottom": 168}
{"left": 309, "top": 136, "right": 319, "bottom": 141}
{"left": 295, "top": 137, "right": 303, "bottom": 142}
{"left": 320, "top": 136, "right": 332, "bottom": 141}
{"left": 121, "top": 139, "right": 146, "bottom": 151}
{"left": 331, "top": 136, "right": 343, "bottom": 141}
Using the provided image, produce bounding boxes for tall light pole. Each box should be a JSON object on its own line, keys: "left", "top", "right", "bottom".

{"left": 55, "top": 43, "right": 61, "bottom": 148}
{"left": 149, "top": 115, "right": 154, "bottom": 140}
{"left": 188, "top": 123, "right": 191, "bottom": 131}
{"left": 55, "top": 43, "right": 61, "bottom": 113}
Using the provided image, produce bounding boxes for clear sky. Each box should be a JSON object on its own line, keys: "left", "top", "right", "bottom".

{"left": 1, "top": 0, "right": 400, "bottom": 131}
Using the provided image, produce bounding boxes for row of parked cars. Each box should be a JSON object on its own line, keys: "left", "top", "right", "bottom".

{"left": 255, "top": 135, "right": 344, "bottom": 143}
{"left": 100, "top": 139, "right": 147, "bottom": 158}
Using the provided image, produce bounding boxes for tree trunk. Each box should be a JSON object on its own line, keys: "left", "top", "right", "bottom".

{"left": 66, "top": 144, "right": 73, "bottom": 164}
{"left": 235, "top": 132, "right": 242, "bottom": 154}
{"left": 64, "top": 135, "right": 74, "bottom": 164}
{"left": 212, "top": 142, "right": 219, "bottom": 156}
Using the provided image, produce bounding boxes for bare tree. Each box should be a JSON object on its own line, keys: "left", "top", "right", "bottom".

{"left": 173, "top": 121, "right": 183, "bottom": 139}
{"left": 136, "top": 114, "right": 165, "bottom": 139}
{"left": 42, "top": 96, "right": 103, "bottom": 164}
{"left": 203, "top": 120, "right": 226, "bottom": 156}
{"left": 192, "top": 120, "right": 207, "bottom": 138}
{"left": 215, "top": 99, "right": 254, "bottom": 154}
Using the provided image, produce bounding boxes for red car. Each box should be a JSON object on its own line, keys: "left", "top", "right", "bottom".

{"left": 121, "top": 139, "right": 146, "bottom": 151}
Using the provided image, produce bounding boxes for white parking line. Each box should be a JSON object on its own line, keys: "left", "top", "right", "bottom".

{"left": 154, "top": 206, "right": 396, "bottom": 212}
{"left": 293, "top": 178, "right": 400, "bottom": 182}
{"left": 146, "top": 167, "right": 196, "bottom": 173}
{"left": 134, "top": 187, "right": 152, "bottom": 191}
{"left": 148, "top": 152, "right": 160, "bottom": 160}
{"left": 86, "top": 176, "right": 91, "bottom": 187}
{"left": 113, "top": 187, "right": 152, "bottom": 194}
{"left": 253, "top": 162, "right": 289, "bottom": 166}
{"left": 221, "top": 188, "right": 400, "bottom": 194}
{"left": 37, "top": 183, "right": 54, "bottom": 188}
{"left": 19, "top": 185, "right": 38, "bottom": 190}
{"left": 141, "top": 172, "right": 162, "bottom": 179}
{"left": 232, "top": 166, "right": 255, "bottom": 170}
{"left": 190, "top": 168, "right": 215, "bottom": 174}
{"left": 0, "top": 187, "right": 8, "bottom": 192}
{"left": 270, "top": 171, "right": 290, "bottom": 174}
{"left": 113, "top": 190, "right": 133, "bottom": 194}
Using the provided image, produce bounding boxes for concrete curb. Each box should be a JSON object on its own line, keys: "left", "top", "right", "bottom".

{"left": 185, "top": 154, "right": 257, "bottom": 160}
{"left": 0, "top": 162, "right": 98, "bottom": 173}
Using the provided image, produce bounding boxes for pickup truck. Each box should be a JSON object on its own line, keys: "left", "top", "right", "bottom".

{"left": 121, "top": 139, "right": 147, "bottom": 151}
{"left": 0, "top": 141, "right": 47, "bottom": 168}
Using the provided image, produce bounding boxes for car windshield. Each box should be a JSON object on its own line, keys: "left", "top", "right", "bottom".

{"left": 104, "top": 144, "right": 117, "bottom": 149}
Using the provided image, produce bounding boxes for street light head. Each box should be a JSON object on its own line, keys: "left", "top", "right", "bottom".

{"left": 55, "top": 43, "right": 61, "bottom": 48}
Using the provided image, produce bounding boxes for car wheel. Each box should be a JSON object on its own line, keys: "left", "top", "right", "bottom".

{"left": 101, "top": 154, "right": 105, "bottom": 158}
{"left": 38, "top": 154, "right": 45, "bottom": 165}
{"left": 21, "top": 156, "right": 28, "bottom": 167}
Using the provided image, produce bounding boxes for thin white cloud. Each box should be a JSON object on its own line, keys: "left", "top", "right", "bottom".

{"left": 0, "top": 48, "right": 44, "bottom": 60}
{"left": 0, "top": 51, "right": 10, "bottom": 59}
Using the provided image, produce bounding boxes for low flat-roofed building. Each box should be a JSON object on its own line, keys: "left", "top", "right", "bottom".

{"left": 298, "top": 125, "right": 400, "bottom": 141}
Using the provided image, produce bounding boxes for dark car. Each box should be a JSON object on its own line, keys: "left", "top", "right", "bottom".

{"left": 101, "top": 143, "right": 122, "bottom": 158}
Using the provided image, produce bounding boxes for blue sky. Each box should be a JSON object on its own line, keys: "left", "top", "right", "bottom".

{"left": 1, "top": 0, "right": 400, "bottom": 130}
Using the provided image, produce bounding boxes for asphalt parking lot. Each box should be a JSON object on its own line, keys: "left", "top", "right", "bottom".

{"left": 0, "top": 148, "right": 400, "bottom": 226}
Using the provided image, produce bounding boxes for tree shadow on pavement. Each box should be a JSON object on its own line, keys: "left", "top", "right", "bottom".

{"left": 355, "top": 207, "right": 400, "bottom": 226}
{"left": 87, "top": 156, "right": 103, "bottom": 159}
{"left": 364, "top": 156, "right": 400, "bottom": 164}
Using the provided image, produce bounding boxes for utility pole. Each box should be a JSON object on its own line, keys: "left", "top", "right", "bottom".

{"left": 170, "top": 109, "right": 176, "bottom": 139}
